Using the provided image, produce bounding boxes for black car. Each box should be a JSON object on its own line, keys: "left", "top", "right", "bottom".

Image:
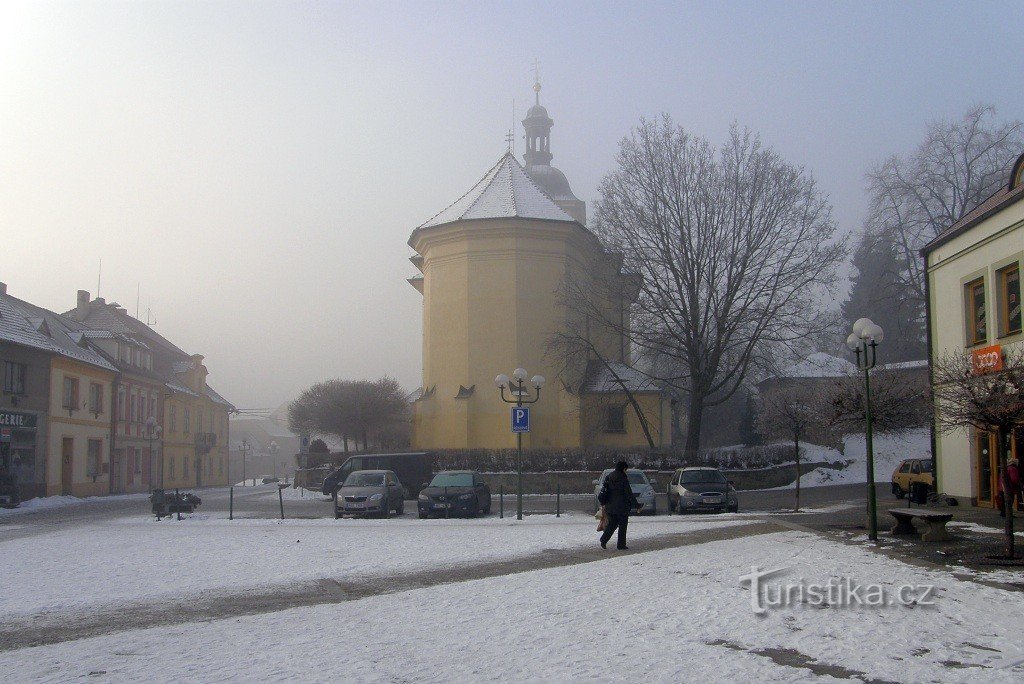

{"left": 418, "top": 471, "right": 491, "bottom": 518}
{"left": 321, "top": 452, "right": 435, "bottom": 499}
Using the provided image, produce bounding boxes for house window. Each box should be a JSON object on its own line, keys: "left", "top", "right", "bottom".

{"left": 136, "top": 448, "right": 143, "bottom": 474}
{"left": 1000, "top": 265, "right": 1021, "bottom": 336}
{"left": 3, "top": 361, "right": 26, "bottom": 394}
{"left": 184, "top": 408, "right": 191, "bottom": 434}
{"left": 118, "top": 389, "right": 126, "bottom": 420}
{"left": 170, "top": 405, "right": 177, "bottom": 433}
{"left": 169, "top": 455, "right": 175, "bottom": 480}
{"left": 139, "top": 393, "right": 146, "bottom": 422}
{"left": 130, "top": 395, "right": 137, "bottom": 423}
{"left": 183, "top": 456, "right": 189, "bottom": 479}
{"left": 197, "top": 411, "right": 203, "bottom": 434}
{"left": 89, "top": 383, "right": 103, "bottom": 414}
{"left": 965, "top": 278, "right": 987, "bottom": 346}
{"left": 63, "top": 377, "right": 80, "bottom": 410}
{"left": 606, "top": 405, "right": 627, "bottom": 433}
{"left": 149, "top": 397, "right": 156, "bottom": 420}
{"left": 86, "top": 439, "right": 102, "bottom": 477}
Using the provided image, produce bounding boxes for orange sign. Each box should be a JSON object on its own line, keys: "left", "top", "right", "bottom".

{"left": 972, "top": 344, "right": 1003, "bottom": 374}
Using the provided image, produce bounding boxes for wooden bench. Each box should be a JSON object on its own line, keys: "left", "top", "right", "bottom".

{"left": 889, "top": 508, "right": 954, "bottom": 542}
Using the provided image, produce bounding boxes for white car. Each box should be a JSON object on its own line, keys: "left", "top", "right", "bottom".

{"left": 592, "top": 468, "right": 658, "bottom": 515}
{"left": 667, "top": 467, "right": 738, "bottom": 514}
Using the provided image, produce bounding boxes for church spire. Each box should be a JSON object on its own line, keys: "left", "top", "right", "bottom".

{"left": 532, "top": 58, "right": 541, "bottom": 105}
{"left": 522, "top": 60, "right": 553, "bottom": 167}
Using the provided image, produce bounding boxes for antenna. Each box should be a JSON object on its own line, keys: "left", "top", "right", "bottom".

{"left": 511, "top": 98, "right": 516, "bottom": 156}
{"left": 97, "top": 258, "right": 102, "bottom": 298}
{"left": 136, "top": 282, "right": 140, "bottom": 319}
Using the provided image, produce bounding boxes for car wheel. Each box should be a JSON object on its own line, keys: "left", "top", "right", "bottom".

{"left": 649, "top": 503, "right": 656, "bottom": 516}
{"left": 418, "top": 511, "right": 428, "bottom": 519}
{"left": 892, "top": 483, "right": 905, "bottom": 499}
{"left": 396, "top": 499, "right": 404, "bottom": 516}
{"left": 334, "top": 509, "right": 342, "bottom": 520}
{"left": 483, "top": 496, "right": 491, "bottom": 515}
{"left": 668, "top": 495, "right": 676, "bottom": 513}
{"left": 728, "top": 505, "right": 738, "bottom": 514}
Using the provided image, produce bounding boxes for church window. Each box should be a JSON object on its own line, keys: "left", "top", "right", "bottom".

{"left": 605, "top": 405, "right": 626, "bottom": 433}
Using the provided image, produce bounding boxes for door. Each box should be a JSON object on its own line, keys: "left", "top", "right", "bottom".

{"left": 61, "top": 437, "right": 74, "bottom": 495}
{"left": 388, "top": 472, "right": 403, "bottom": 508}
{"left": 976, "top": 431, "right": 996, "bottom": 507}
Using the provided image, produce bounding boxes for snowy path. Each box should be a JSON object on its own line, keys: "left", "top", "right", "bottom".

{"left": 5, "top": 529, "right": 1023, "bottom": 682}
{"left": 0, "top": 520, "right": 775, "bottom": 651}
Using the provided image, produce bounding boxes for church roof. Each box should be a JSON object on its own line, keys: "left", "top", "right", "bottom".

{"left": 416, "top": 152, "right": 576, "bottom": 230}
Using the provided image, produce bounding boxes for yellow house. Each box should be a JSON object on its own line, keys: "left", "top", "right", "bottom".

{"left": 923, "top": 151, "right": 1024, "bottom": 506}
{"left": 161, "top": 355, "right": 232, "bottom": 489}
{"left": 408, "top": 88, "right": 672, "bottom": 451}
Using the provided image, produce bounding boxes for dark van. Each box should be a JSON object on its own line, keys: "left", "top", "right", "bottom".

{"left": 321, "top": 452, "right": 435, "bottom": 499}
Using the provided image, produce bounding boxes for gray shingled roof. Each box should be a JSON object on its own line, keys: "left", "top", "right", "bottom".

{"left": 0, "top": 293, "right": 117, "bottom": 372}
{"left": 416, "top": 152, "right": 575, "bottom": 230}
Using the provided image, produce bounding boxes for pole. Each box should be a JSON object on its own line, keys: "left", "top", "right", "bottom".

{"left": 176, "top": 488, "right": 182, "bottom": 521}
{"left": 500, "top": 484, "right": 504, "bottom": 518}
{"left": 556, "top": 481, "right": 561, "bottom": 518}
{"left": 517, "top": 378, "right": 524, "bottom": 521}
{"left": 864, "top": 348, "right": 878, "bottom": 541}
{"left": 229, "top": 486, "right": 234, "bottom": 520}
{"left": 278, "top": 486, "right": 285, "bottom": 520}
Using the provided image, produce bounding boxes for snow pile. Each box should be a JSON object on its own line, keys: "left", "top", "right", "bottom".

{"left": 0, "top": 492, "right": 150, "bottom": 517}
{"left": 776, "top": 427, "right": 931, "bottom": 489}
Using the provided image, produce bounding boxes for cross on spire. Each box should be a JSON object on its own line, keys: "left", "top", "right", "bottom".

{"left": 505, "top": 130, "right": 514, "bottom": 153}
{"left": 532, "top": 58, "right": 541, "bottom": 104}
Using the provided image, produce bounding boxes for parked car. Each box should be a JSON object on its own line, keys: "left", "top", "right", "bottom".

{"left": 0, "top": 472, "right": 20, "bottom": 509}
{"left": 592, "top": 468, "right": 657, "bottom": 515}
{"left": 417, "top": 471, "right": 491, "bottom": 518}
{"left": 334, "top": 470, "right": 406, "bottom": 519}
{"left": 891, "top": 458, "right": 934, "bottom": 499}
{"left": 322, "top": 452, "right": 435, "bottom": 499}
{"left": 667, "top": 467, "right": 738, "bottom": 514}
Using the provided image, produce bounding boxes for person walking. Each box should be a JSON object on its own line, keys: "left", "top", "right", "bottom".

{"left": 598, "top": 460, "right": 640, "bottom": 550}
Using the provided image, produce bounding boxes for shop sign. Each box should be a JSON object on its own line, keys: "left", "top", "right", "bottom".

{"left": 0, "top": 410, "right": 37, "bottom": 429}
{"left": 971, "top": 344, "right": 1003, "bottom": 374}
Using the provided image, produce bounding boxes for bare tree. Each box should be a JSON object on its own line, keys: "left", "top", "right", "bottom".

{"left": 867, "top": 106, "right": 1023, "bottom": 318}
{"left": 932, "top": 348, "right": 1024, "bottom": 559}
{"left": 588, "top": 117, "right": 845, "bottom": 455}
{"left": 828, "top": 369, "right": 931, "bottom": 435}
{"left": 288, "top": 377, "right": 410, "bottom": 451}
{"left": 757, "top": 384, "right": 828, "bottom": 511}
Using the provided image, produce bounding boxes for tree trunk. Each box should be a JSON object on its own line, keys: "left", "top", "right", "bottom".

{"left": 684, "top": 394, "right": 704, "bottom": 459}
{"left": 794, "top": 435, "right": 801, "bottom": 512}
{"left": 362, "top": 428, "right": 369, "bottom": 452}
{"left": 998, "top": 426, "right": 1015, "bottom": 558}
{"left": 342, "top": 436, "right": 349, "bottom": 454}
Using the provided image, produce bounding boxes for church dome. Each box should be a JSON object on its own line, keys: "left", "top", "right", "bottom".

{"left": 526, "top": 104, "right": 549, "bottom": 119}
{"left": 525, "top": 164, "right": 577, "bottom": 202}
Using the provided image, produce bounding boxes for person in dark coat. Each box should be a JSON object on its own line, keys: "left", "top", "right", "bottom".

{"left": 598, "top": 460, "right": 641, "bottom": 550}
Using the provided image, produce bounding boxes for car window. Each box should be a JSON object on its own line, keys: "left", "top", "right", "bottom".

{"left": 680, "top": 470, "right": 727, "bottom": 485}
{"left": 899, "top": 462, "right": 911, "bottom": 473}
{"left": 920, "top": 461, "right": 933, "bottom": 473}
{"left": 911, "top": 462, "right": 921, "bottom": 474}
{"left": 344, "top": 472, "right": 385, "bottom": 487}
{"left": 626, "top": 471, "right": 648, "bottom": 485}
{"left": 430, "top": 472, "right": 474, "bottom": 487}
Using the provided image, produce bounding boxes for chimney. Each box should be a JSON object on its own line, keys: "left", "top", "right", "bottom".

{"left": 75, "top": 290, "right": 90, "bottom": 319}
{"left": 0, "top": 282, "right": 7, "bottom": 296}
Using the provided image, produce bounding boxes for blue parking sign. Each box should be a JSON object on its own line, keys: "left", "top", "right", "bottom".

{"left": 511, "top": 407, "right": 530, "bottom": 433}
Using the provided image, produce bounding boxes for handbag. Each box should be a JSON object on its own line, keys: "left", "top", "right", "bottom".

{"left": 596, "top": 505, "right": 607, "bottom": 531}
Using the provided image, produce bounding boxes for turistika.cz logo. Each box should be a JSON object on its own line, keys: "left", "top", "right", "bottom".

{"left": 739, "top": 566, "right": 937, "bottom": 615}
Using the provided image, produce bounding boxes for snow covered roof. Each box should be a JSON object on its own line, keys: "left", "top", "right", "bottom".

{"left": 203, "top": 383, "right": 235, "bottom": 410}
{"left": 415, "top": 153, "right": 576, "bottom": 230}
{"left": 0, "top": 291, "right": 117, "bottom": 372}
{"left": 877, "top": 359, "right": 928, "bottom": 372}
{"left": 781, "top": 353, "right": 857, "bottom": 379}
{"left": 581, "top": 362, "right": 662, "bottom": 394}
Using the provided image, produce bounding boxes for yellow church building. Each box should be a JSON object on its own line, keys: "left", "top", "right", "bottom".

{"left": 408, "top": 87, "right": 673, "bottom": 451}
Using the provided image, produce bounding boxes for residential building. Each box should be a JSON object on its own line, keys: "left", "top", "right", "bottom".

{"left": 66, "top": 292, "right": 234, "bottom": 490}
{"left": 0, "top": 283, "right": 117, "bottom": 498}
{"left": 923, "top": 152, "right": 1024, "bottom": 506}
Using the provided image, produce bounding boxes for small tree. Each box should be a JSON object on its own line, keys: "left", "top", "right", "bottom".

{"left": 828, "top": 369, "right": 931, "bottom": 435}
{"left": 757, "top": 385, "right": 827, "bottom": 511}
{"left": 288, "top": 377, "right": 410, "bottom": 452}
{"left": 932, "top": 348, "right": 1024, "bottom": 558}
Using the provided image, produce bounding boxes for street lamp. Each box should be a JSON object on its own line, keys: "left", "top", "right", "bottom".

{"left": 268, "top": 440, "right": 280, "bottom": 479}
{"left": 846, "top": 317, "right": 884, "bottom": 541}
{"left": 240, "top": 438, "right": 250, "bottom": 485}
{"left": 145, "top": 415, "right": 163, "bottom": 491}
{"left": 495, "top": 368, "right": 545, "bottom": 520}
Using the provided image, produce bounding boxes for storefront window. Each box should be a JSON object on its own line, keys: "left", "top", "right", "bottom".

{"left": 3, "top": 361, "right": 26, "bottom": 394}
{"left": 86, "top": 439, "right": 101, "bottom": 477}
{"left": 1001, "top": 265, "right": 1021, "bottom": 336}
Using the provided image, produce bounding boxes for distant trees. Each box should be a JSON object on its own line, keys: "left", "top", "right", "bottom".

{"left": 288, "top": 377, "right": 410, "bottom": 452}
{"left": 842, "top": 231, "right": 925, "bottom": 362}
{"left": 865, "top": 105, "right": 1023, "bottom": 325}
{"left": 757, "top": 385, "right": 826, "bottom": 511}
{"left": 827, "top": 369, "right": 931, "bottom": 435}
{"left": 932, "top": 348, "right": 1024, "bottom": 559}
{"left": 588, "top": 117, "right": 846, "bottom": 456}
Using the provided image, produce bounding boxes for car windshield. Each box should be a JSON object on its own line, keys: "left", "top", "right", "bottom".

{"left": 680, "top": 470, "right": 727, "bottom": 485}
{"left": 430, "top": 473, "right": 473, "bottom": 487}
{"left": 344, "top": 472, "right": 385, "bottom": 487}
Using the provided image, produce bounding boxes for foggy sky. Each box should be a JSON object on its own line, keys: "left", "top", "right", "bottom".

{"left": 2, "top": 1, "right": 1022, "bottom": 411}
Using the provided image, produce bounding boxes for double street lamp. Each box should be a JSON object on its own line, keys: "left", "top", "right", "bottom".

{"left": 494, "top": 368, "right": 545, "bottom": 521}
{"left": 846, "top": 317, "right": 885, "bottom": 541}
{"left": 145, "top": 415, "right": 163, "bottom": 491}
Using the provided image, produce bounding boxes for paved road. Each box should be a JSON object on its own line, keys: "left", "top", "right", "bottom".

{"left": 0, "top": 482, "right": 886, "bottom": 539}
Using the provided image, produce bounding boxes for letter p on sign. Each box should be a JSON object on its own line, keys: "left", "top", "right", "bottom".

{"left": 511, "top": 407, "right": 531, "bottom": 433}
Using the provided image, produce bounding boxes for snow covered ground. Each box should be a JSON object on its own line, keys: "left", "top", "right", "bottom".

{"left": 5, "top": 529, "right": 1023, "bottom": 682}
{"left": 0, "top": 511, "right": 750, "bottom": 618}
{"left": 0, "top": 492, "right": 151, "bottom": 517}
{"left": 773, "top": 427, "right": 931, "bottom": 489}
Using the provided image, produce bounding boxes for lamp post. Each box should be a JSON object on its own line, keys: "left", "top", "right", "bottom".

{"left": 240, "top": 438, "right": 250, "bottom": 485}
{"left": 145, "top": 415, "right": 163, "bottom": 491}
{"left": 494, "top": 368, "right": 545, "bottom": 520}
{"left": 268, "top": 440, "right": 280, "bottom": 479}
{"left": 846, "top": 317, "right": 884, "bottom": 542}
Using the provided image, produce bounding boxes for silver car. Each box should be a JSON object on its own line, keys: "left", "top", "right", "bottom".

{"left": 667, "top": 467, "right": 738, "bottom": 514}
{"left": 592, "top": 468, "right": 658, "bottom": 515}
{"left": 334, "top": 470, "right": 406, "bottom": 519}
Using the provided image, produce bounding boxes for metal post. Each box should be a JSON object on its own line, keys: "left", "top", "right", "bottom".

{"left": 517, "top": 377, "right": 524, "bottom": 521}
{"left": 229, "top": 486, "right": 234, "bottom": 520}
{"left": 864, "top": 354, "right": 878, "bottom": 541}
{"left": 444, "top": 486, "right": 449, "bottom": 519}
{"left": 556, "top": 481, "right": 561, "bottom": 518}
{"left": 175, "top": 488, "right": 181, "bottom": 521}
{"left": 278, "top": 486, "right": 285, "bottom": 520}
{"left": 499, "top": 485, "right": 504, "bottom": 519}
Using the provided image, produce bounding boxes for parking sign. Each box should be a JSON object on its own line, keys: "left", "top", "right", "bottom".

{"left": 511, "top": 407, "right": 530, "bottom": 433}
